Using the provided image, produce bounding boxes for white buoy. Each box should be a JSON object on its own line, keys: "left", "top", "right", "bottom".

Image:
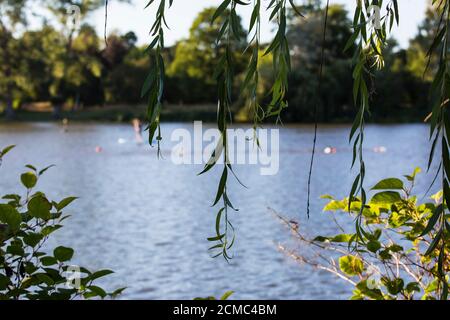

{"left": 324, "top": 147, "right": 337, "bottom": 154}
{"left": 373, "top": 146, "right": 387, "bottom": 153}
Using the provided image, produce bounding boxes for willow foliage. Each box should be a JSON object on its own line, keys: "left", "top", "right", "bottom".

{"left": 422, "top": 0, "right": 450, "bottom": 300}
{"left": 142, "top": 0, "right": 173, "bottom": 156}
{"left": 139, "top": 0, "right": 450, "bottom": 289}
{"left": 346, "top": 0, "right": 399, "bottom": 247}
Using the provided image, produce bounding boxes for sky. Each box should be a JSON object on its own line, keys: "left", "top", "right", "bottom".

{"left": 90, "top": 0, "right": 428, "bottom": 48}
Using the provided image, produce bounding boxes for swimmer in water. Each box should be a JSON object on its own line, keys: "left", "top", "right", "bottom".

{"left": 62, "top": 118, "right": 69, "bottom": 132}
{"left": 132, "top": 118, "right": 144, "bottom": 144}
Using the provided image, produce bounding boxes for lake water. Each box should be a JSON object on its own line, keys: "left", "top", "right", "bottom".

{"left": 0, "top": 122, "right": 438, "bottom": 299}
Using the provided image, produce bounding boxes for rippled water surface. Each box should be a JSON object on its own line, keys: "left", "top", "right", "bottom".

{"left": 0, "top": 122, "right": 436, "bottom": 299}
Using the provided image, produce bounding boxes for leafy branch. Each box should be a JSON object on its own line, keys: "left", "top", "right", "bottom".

{"left": 264, "top": 0, "right": 294, "bottom": 121}
{"left": 422, "top": 0, "right": 450, "bottom": 300}
{"left": 346, "top": 0, "right": 399, "bottom": 244}
{"left": 200, "top": 0, "right": 249, "bottom": 261}
{"left": 142, "top": 0, "right": 174, "bottom": 156}
{"left": 307, "top": 0, "right": 330, "bottom": 218}
{"left": 242, "top": 0, "right": 264, "bottom": 142}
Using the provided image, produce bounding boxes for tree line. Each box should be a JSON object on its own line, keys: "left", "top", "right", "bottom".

{"left": 0, "top": 1, "right": 439, "bottom": 122}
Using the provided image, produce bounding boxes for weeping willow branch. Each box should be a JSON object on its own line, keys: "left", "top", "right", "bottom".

{"left": 141, "top": 0, "right": 173, "bottom": 156}
{"left": 265, "top": 0, "right": 290, "bottom": 122}
{"left": 243, "top": 0, "right": 264, "bottom": 143}
{"left": 104, "top": 0, "right": 109, "bottom": 45}
{"left": 346, "top": 0, "right": 399, "bottom": 243}
{"left": 306, "top": 0, "right": 330, "bottom": 219}
{"left": 199, "top": 0, "right": 250, "bottom": 261}
{"left": 136, "top": 0, "right": 450, "bottom": 274}
{"left": 422, "top": 0, "right": 450, "bottom": 301}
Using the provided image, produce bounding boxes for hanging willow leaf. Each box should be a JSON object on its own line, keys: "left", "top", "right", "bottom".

{"left": 346, "top": 0, "right": 400, "bottom": 244}
{"left": 201, "top": 0, "right": 252, "bottom": 260}
{"left": 264, "top": 0, "right": 301, "bottom": 121}
{"left": 143, "top": 0, "right": 173, "bottom": 155}
{"left": 213, "top": 168, "right": 228, "bottom": 206}
{"left": 425, "top": 229, "right": 442, "bottom": 256}
{"left": 422, "top": 0, "right": 450, "bottom": 299}
{"left": 421, "top": 204, "right": 443, "bottom": 236}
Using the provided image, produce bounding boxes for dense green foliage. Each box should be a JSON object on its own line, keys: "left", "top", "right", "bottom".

{"left": 277, "top": 170, "right": 450, "bottom": 300}
{"left": 423, "top": 0, "right": 450, "bottom": 299}
{"left": 0, "top": 146, "right": 124, "bottom": 300}
{"left": 0, "top": 2, "right": 438, "bottom": 123}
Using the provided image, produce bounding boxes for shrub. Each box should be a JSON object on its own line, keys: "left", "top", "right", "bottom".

{"left": 0, "top": 145, "right": 125, "bottom": 300}
{"left": 276, "top": 168, "right": 450, "bottom": 300}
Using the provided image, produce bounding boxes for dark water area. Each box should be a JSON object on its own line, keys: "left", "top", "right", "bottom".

{"left": 0, "top": 122, "right": 438, "bottom": 299}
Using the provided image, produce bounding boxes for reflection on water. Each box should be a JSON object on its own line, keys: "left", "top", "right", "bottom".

{"left": 0, "top": 122, "right": 437, "bottom": 299}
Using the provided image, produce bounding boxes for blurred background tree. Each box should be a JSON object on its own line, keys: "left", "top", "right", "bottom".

{"left": 0, "top": 0, "right": 37, "bottom": 118}
{"left": 0, "top": 1, "right": 442, "bottom": 123}
{"left": 167, "top": 7, "right": 248, "bottom": 104}
{"left": 285, "top": 3, "right": 353, "bottom": 122}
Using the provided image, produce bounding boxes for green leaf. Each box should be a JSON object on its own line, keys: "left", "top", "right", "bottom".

{"left": 425, "top": 229, "right": 442, "bottom": 256}
{"left": 387, "top": 244, "right": 403, "bottom": 253}
{"left": 41, "top": 225, "right": 63, "bottom": 236}
{"left": 141, "top": 71, "right": 156, "bottom": 97}
{"left": 207, "top": 234, "right": 225, "bottom": 242}
{"left": 339, "top": 255, "right": 364, "bottom": 276}
{"left": 331, "top": 234, "right": 354, "bottom": 243}
{"left": 355, "top": 280, "right": 384, "bottom": 300}
{"left": 313, "top": 236, "right": 329, "bottom": 242}
{"left": 220, "top": 291, "right": 234, "bottom": 300}
{"left": 28, "top": 196, "right": 52, "bottom": 220}
{"left": 56, "top": 197, "right": 78, "bottom": 211}
{"left": 7, "top": 243, "right": 25, "bottom": 256}
{"left": 21, "top": 172, "right": 37, "bottom": 189}
{"left": 370, "top": 191, "right": 402, "bottom": 205}
{"left": 23, "top": 232, "right": 43, "bottom": 247}
{"left": 323, "top": 200, "right": 345, "bottom": 211}
{"left": 90, "top": 269, "right": 114, "bottom": 281}
{"left": 212, "top": 168, "right": 227, "bottom": 206}
{"left": 0, "top": 274, "right": 11, "bottom": 290}
{"left": 110, "top": 287, "right": 127, "bottom": 298}
{"left": 383, "top": 278, "right": 404, "bottom": 295}
{"left": 379, "top": 250, "right": 392, "bottom": 260}
{"left": 25, "top": 164, "right": 37, "bottom": 171}
{"left": 406, "top": 282, "right": 420, "bottom": 293}
{"left": 420, "top": 204, "right": 442, "bottom": 236}
{"left": 38, "top": 165, "right": 55, "bottom": 176}
{"left": 88, "top": 285, "right": 107, "bottom": 298}
{"left": 40, "top": 256, "right": 58, "bottom": 266}
{"left": 53, "top": 246, "right": 74, "bottom": 262}
{"left": 288, "top": 0, "right": 303, "bottom": 17}
{"left": 35, "top": 273, "right": 55, "bottom": 286}
{"left": 0, "top": 204, "right": 22, "bottom": 232}
{"left": 367, "top": 240, "right": 381, "bottom": 253}
{"left": 212, "top": 0, "right": 231, "bottom": 23}
{"left": 371, "top": 178, "right": 404, "bottom": 190}
{"left": 1, "top": 145, "right": 15, "bottom": 157}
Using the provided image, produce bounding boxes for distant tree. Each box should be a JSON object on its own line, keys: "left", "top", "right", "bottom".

{"left": 102, "top": 32, "right": 149, "bottom": 104}
{"left": 0, "top": 0, "right": 38, "bottom": 118}
{"left": 406, "top": 0, "right": 440, "bottom": 81}
{"left": 18, "top": 26, "right": 64, "bottom": 103}
{"left": 285, "top": 3, "right": 353, "bottom": 122}
{"left": 167, "top": 7, "right": 247, "bottom": 104}
{"left": 44, "top": 0, "right": 129, "bottom": 114}
{"left": 102, "top": 32, "right": 137, "bottom": 67}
